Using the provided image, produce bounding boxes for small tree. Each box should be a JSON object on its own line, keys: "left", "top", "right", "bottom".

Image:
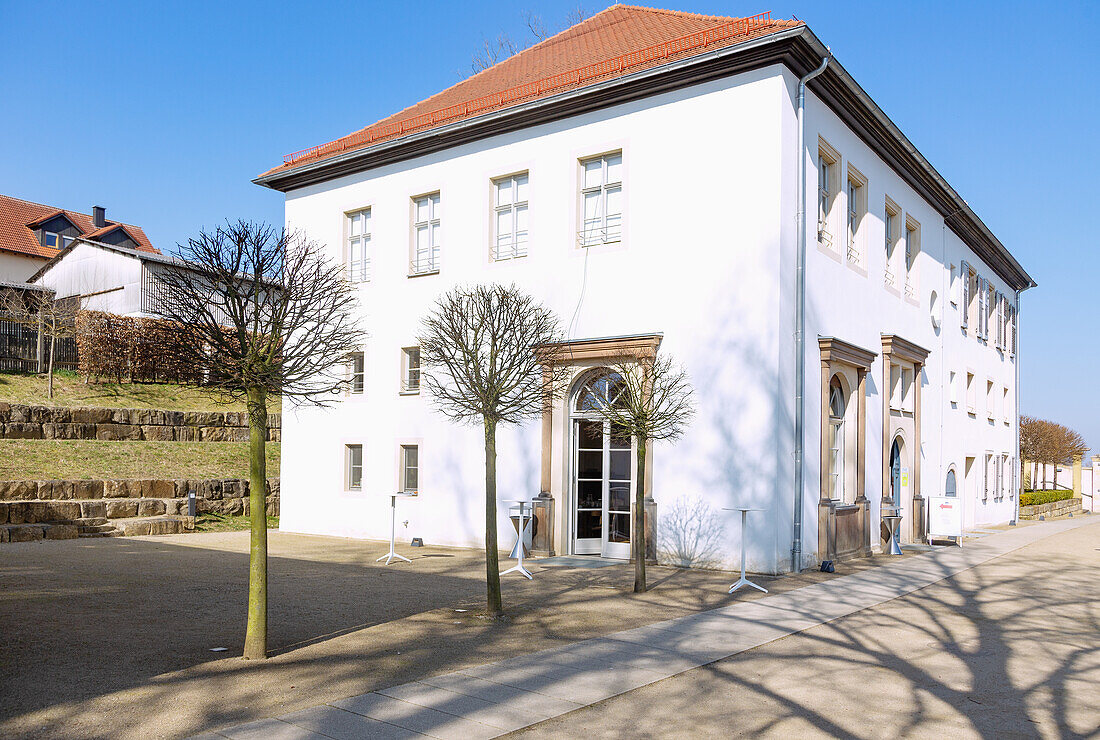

{"left": 419, "top": 284, "right": 568, "bottom": 616}
{"left": 591, "top": 350, "right": 694, "bottom": 593}
{"left": 0, "top": 287, "right": 77, "bottom": 399}
{"left": 155, "top": 221, "right": 363, "bottom": 659}
{"left": 1020, "top": 415, "right": 1089, "bottom": 489}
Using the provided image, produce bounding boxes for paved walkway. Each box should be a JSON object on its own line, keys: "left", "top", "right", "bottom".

{"left": 196, "top": 517, "right": 1096, "bottom": 740}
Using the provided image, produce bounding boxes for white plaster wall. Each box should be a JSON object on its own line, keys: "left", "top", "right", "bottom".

{"left": 279, "top": 61, "right": 1027, "bottom": 574}
{"left": 0, "top": 251, "right": 45, "bottom": 283}
{"left": 795, "top": 67, "right": 1022, "bottom": 547}
{"left": 32, "top": 244, "right": 143, "bottom": 314}
{"left": 281, "top": 66, "right": 790, "bottom": 573}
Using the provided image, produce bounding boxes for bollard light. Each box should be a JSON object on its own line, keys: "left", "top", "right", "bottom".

{"left": 188, "top": 490, "right": 197, "bottom": 517}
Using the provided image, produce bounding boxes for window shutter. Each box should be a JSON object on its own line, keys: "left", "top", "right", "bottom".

{"left": 960, "top": 262, "right": 970, "bottom": 329}
{"left": 1010, "top": 305, "right": 1017, "bottom": 356}
{"left": 981, "top": 273, "right": 990, "bottom": 338}
{"left": 998, "top": 292, "right": 1007, "bottom": 347}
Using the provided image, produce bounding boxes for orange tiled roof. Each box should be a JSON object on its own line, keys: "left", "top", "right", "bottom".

{"left": 0, "top": 193, "right": 159, "bottom": 260}
{"left": 263, "top": 5, "right": 799, "bottom": 176}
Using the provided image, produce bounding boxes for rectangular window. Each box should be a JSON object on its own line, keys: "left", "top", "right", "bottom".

{"left": 884, "top": 199, "right": 899, "bottom": 288}
{"left": 346, "top": 208, "right": 371, "bottom": 283}
{"left": 579, "top": 152, "right": 622, "bottom": 247}
{"left": 986, "top": 379, "right": 995, "bottom": 420}
{"left": 1003, "top": 386, "right": 1010, "bottom": 425}
{"left": 889, "top": 363, "right": 902, "bottom": 411}
{"left": 1001, "top": 453, "right": 1010, "bottom": 499}
{"left": 846, "top": 166, "right": 866, "bottom": 264}
{"left": 960, "top": 261, "right": 971, "bottom": 329}
{"left": 349, "top": 351, "right": 365, "bottom": 394}
{"left": 901, "top": 367, "right": 914, "bottom": 413}
{"left": 401, "top": 347, "right": 420, "bottom": 394}
{"left": 986, "top": 281, "right": 996, "bottom": 343}
{"left": 43, "top": 231, "right": 59, "bottom": 248}
{"left": 411, "top": 193, "right": 441, "bottom": 275}
{"left": 401, "top": 445, "right": 419, "bottom": 493}
{"left": 904, "top": 217, "right": 920, "bottom": 299}
{"left": 492, "top": 172, "right": 529, "bottom": 260}
{"left": 949, "top": 371, "right": 958, "bottom": 407}
{"left": 346, "top": 444, "right": 363, "bottom": 490}
{"left": 966, "top": 372, "right": 976, "bottom": 413}
{"left": 817, "top": 142, "right": 839, "bottom": 248}
{"left": 949, "top": 264, "right": 958, "bottom": 307}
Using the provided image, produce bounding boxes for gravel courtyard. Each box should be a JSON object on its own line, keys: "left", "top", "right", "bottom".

{"left": 0, "top": 529, "right": 886, "bottom": 739}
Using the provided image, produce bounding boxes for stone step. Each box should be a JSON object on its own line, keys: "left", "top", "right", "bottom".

{"left": 73, "top": 517, "right": 108, "bottom": 527}
{"left": 79, "top": 531, "right": 122, "bottom": 538}
{"left": 112, "top": 516, "right": 193, "bottom": 537}
{"left": 78, "top": 524, "right": 117, "bottom": 534}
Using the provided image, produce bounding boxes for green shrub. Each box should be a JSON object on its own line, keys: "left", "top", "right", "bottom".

{"left": 1020, "top": 490, "right": 1074, "bottom": 506}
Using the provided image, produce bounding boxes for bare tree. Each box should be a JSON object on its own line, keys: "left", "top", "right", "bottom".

{"left": 590, "top": 350, "right": 694, "bottom": 593}
{"left": 471, "top": 6, "right": 588, "bottom": 72}
{"left": 419, "top": 284, "right": 568, "bottom": 615}
{"left": 155, "top": 221, "right": 363, "bottom": 659}
{"left": 1020, "top": 415, "right": 1089, "bottom": 489}
{"left": 0, "top": 287, "right": 77, "bottom": 399}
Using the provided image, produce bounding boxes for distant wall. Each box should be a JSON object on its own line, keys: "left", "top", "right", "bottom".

{"left": 0, "top": 403, "right": 281, "bottom": 441}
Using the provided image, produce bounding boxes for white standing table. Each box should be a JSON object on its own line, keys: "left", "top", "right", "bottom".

{"left": 377, "top": 492, "right": 417, "bottom": 565}
{"left": 502, "top": 499, "right": 533, "bottom": 579}
{"left": 722, "top": 507, "right": 768, "bottom": 594}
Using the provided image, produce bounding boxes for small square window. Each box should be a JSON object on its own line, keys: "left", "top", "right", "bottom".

{"left": 346, "top": 444, "right": 363, "bottom": 490}
{"left": 43, "top": 231, "right": 58, "bottom": 248}
{"left": 349, "top": 352, "right": 364, "bottom": 394}
{"left": 401, "top": 347, "right": 420, "bottom": 394}
{"left": 401, "top": 445, "right": 418, "bottom": 493}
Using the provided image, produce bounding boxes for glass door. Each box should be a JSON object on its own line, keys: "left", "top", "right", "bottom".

{"left": 572, "top": 419, "right": 633, "bottom": 559}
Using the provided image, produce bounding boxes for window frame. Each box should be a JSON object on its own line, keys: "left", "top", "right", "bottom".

{"left": 348, "top": 351, "right": 365, "bottom": 395}
{"left": 410, "top": 192, "right": 441, "bottom": 276}
{"left": 344, "top": 207, "right": 372, "bottom": 283}
{"left": 966, "top": 371, "right": 976, "bottom": 414}
{"left": 346, "top": 443, "right": 363, "bottom": 491}
{"left": 578, "top": 151, "right": 623, "bottom": 247}
{"left": 400, "top": 346, "right": 421, "bottom": 395}
{"left": 400, "top": 444, "right": 419, "bottom": 493}
{"left": 827, "top": 379, "right": 846, "bottom": 502}
{"left": 845, "top": 164, "right": 867, "bottom": 266}
{"left": 884, "top": 197, "right": 900, "bottom": 288}
{"left": 903, "top": 216, "right": 920, "bottom": 299}
{"left": 816, "top": 139, "right": 841, "bottom": 250}
{"left": 491, "top": 171, "right": 529, "bottom": 261}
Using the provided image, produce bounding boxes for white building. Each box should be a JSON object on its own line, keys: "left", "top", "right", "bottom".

{"left": 256, "top": 6, "right": 1034, "bottom": 573}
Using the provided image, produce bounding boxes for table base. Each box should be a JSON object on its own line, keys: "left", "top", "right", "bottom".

{"left": 728, "top": 576, "right": 768, "bottom": 594}
{"left": 377, "top": 551, "right": 411, "bottom": 565}
{"left": 502, "top": 562, "right": 533, "bottom": 579}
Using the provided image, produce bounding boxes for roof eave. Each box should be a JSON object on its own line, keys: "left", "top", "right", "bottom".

{"left": 255, "top": 24, "right": 1034, "bottom": 292}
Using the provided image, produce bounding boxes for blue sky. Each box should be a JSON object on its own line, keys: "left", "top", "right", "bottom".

{"left": 2, "top": 1, "right": 1098, "bottom": 453}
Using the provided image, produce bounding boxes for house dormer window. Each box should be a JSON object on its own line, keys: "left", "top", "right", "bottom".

{"left": 40, "top": 230, "right": 75, "bottom": 250}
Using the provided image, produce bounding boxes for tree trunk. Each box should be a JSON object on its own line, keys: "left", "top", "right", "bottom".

{"left": 47, "top": 330, "right": 55, "bottom": 400}
{"left": 243, "top": 385, "right": 269, "bottom": 659}
{"left": 484, "top": 416, "right": 502, "bottom": 616}
{"left": 633, "top": 440, "right": 647, "bottom": 593}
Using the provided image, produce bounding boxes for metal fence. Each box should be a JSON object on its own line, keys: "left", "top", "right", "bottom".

{"left": 0, "top": 318, "right": 79, "bottom": 373}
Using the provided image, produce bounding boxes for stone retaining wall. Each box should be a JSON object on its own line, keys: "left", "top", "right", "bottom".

{"left": 0, "top": 477, "right": 280, "bottom": 542}
{"left": 0, "top": 403, "right": 281, "bottom": 441}
{"left": 1018, "top": 497, "right": 1082, "bottom": 520}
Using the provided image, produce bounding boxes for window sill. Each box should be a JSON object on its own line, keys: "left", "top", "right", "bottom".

{"left": 407, "top": 269, "right": 440, "bottom": 279}
{"left": 399, "top": 390, "right": 421, "bottom": 396}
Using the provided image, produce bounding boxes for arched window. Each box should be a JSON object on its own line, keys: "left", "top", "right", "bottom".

{"left": 828, "top": 377, "right": 846, "bottom": 502}
{"left": 945, "top": 469, "right": 957, "bottom": 497}
{"left": 574, "top": 370, "right": 628, "bottom": 413}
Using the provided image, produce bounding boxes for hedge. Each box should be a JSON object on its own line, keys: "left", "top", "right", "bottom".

{"left": 1020, "top": 490, "right": 1074, "bottom": 506}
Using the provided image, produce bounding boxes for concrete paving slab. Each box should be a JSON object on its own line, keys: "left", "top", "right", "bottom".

{"left": 417, "top": 674, "right": 583, "bottom": 719}
{"left": 278, "top": 706, "right": 425, "bottom": 740}
{"left": 377, "top": 683, "right": 533, "bottom": 731}
{"left": 331, "top": 692, "right": 498, "bottom": 740}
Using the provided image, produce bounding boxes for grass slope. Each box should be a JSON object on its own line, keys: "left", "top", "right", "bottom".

{"left": 0, "top": 370, "right": 282, "bottom": 413}
{"left": 0, "top": 440, "right": 281, "bottom": 480}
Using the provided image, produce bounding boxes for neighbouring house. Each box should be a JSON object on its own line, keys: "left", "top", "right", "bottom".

{"left": 256, "top": 6, "right": 1034, "bottom": 573}
{"left": 29, "top": 238, "right": 188, "bottom": 317}
{"left": 0, "top": 194, "right": 158, "bottom": 283}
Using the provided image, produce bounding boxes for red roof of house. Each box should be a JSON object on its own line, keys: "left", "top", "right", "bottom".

{"left": 0, "top": 193, "right": 159, "bottom": 261}
{"left": 262, "top": 5, "right": 799, "bottom": 176}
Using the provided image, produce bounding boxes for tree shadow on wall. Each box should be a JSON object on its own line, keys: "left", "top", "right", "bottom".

{"left": 657, "top": 496, "right": 727, "bottom": 569}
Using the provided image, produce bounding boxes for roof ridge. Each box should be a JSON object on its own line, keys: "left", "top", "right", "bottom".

{"left": 615, "top": 4, "right": 739, "bottom": 23}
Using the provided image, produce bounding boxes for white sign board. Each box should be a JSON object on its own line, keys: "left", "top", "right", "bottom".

{"left": 929, "top": 496, "right": 962, "bottom": 539}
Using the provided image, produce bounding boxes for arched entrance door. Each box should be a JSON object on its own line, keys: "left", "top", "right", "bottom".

{"left": 889, "top": 438, "right": 902, "bottom": 506}
{"left": 570, "top": 370, "right": 633, "bottom": 559}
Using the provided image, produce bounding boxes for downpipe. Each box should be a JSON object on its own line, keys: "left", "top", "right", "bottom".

{"left": 1012, "top": 288, "right": 1021, "bottom": 525}
{"left": 792, "top": 52, "right": 830, "bottom": 572}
